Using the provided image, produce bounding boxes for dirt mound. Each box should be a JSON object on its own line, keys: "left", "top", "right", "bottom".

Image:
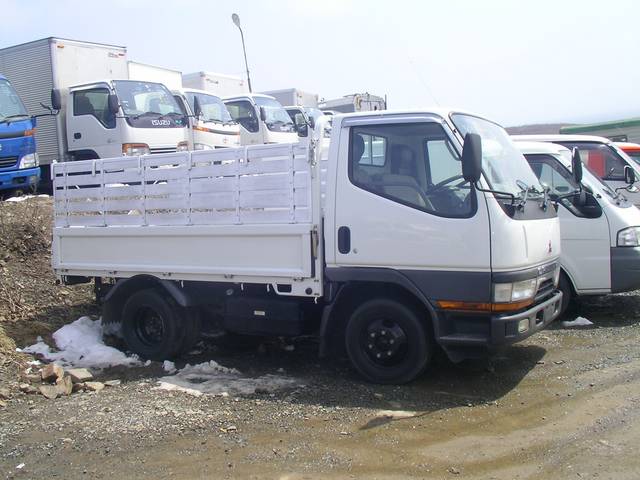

{"left": 0, "top": 197, "right": 97, "bottom": 380}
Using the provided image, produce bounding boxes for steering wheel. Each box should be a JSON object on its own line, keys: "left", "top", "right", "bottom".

{"left": 380, "top": 181, "right": 435, "bottom": 210}
{"left": 431, "top": 174, "right": 466, "bottom": 192}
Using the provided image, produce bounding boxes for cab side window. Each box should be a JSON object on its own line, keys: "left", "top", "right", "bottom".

{"left": 349, "top": 122, "right": 475, "bottom": 218}
{"left": 73, "top": 88, "right": 115, "bottom": 129}
{"left": 525, "top": 154, "right": 576, "bottom": 196}
{"left": 225, "top": 100, "right": 258, "bottom": 132}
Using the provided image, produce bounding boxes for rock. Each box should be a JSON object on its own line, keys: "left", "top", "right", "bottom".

{"left": 41, "top": 363, "right": 64, "bottom": 383}
{"left": 104, "top": 380, "right": 121, "bottom": 387}
{"left": 72, "top": 382, "right": 85, "bottom": 393}
{"left": 254, "top": 387, "right": 269, "bottom": 395}
{"left": 67, "top": 368, "right": 93, "bottom": 383}
{"left": 448, "top": 466, "right": 461, "bottom": 475}
{"left": 24, "top": 374, "right": 41, "bottom": 383}
{"left": 19, "top": 383, "right": 37, "bottom": 394}
{"left": 0, "top": 387, "right": 10, "bottom": 400}
{"left": 55, "top": 376, "right": 73, "bottom": 396}
{"left": 0, "top": 400, "right": 6, "bottom": 408}
{"left": 39, "top": 385, "right": 60, "bottom": 400}
{"left": 85, "top": 381, "right": 105, "bottom": 392}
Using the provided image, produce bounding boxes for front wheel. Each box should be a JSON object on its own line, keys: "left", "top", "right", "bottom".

{"left": 345, "top": 298, "right": 432, "bottom": 384}
{"left": 558, "top": 273, "right": 574, "bottom": 319}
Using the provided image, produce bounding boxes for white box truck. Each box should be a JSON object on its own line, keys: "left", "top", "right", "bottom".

{"left": 128, "top": 61, "right": 182, "bottom": 90}
{"left": 182, "top": 71, "right": 249, "bottom": 97}
{"left": 51, "top": 109, "right": 562, "bottom": 384}
{"left": 0, "top": 38, "right": 189, "bottom": 182}
{"left": 261, "top": 88, "right": 319, "bottom": 108}
{"left": 319, "top": 93, "right": 386, "bottom": 113}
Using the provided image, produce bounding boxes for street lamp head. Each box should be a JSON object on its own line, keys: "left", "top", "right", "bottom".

{"left": 231, "top": 13, "right": 241, "bottom": 28}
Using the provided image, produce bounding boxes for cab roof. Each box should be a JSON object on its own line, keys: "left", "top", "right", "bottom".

{"left": 512, "top": 134, "right": 614, "bottom": 144}
{"left": 513, "top": 140, "right": 571, "bottom": 155}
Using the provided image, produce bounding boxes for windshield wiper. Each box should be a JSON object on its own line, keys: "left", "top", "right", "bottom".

{"left": 0, "top": 114, "right": 30, "bottom": 124}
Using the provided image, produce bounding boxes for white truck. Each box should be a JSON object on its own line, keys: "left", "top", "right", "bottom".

{"left": 513, "top": 134, "right": 640, "bottom": 206}
{"left": 182, "top": 71, "right": 249, "bottom": 97}
{"left": 0, "top": 37, "right": 188, "bottom": 182}
{"left": 319, "top": 93, "right": 386, "bottom": 113}
{"left": 172, "top": 88, "right": 240, "bottom": 150}
{"left": 223, "top": 93, "right": 298, "bottom": 145}
{"left": 51, "top": 109, "right": 562, "bottom": 384}
{"left": 261, "top": 88, "right": 319, "bottom": 108}
{"left": 516, "top": 141, "right": 640, "bottom": 315}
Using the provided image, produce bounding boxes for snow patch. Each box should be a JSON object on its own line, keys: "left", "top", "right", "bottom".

{"left": 162, "top": 360, "right": 177, "bottom": 374}
{"left": 5, "top": 194, "right": 49, "bottom": 203}
{"left": 23, "top": 316, "right": 141, "bottom": 368}
{"left": 561, "top": 316, "right": 594, "bottom": 328}
{"left": 156, "top": 360, "right": 301, "bottom": 396}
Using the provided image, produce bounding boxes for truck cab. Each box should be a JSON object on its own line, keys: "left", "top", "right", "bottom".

{"left": 62, "top": 79, "right": 189, "bottom": 159}
{"left": 223, "top": 93, "right": 297, "bottom": 145}
{"left": 513, "top": 134, "right": 640, "bottom": 206}
{"left": 516, "top": 141, "right": 640, "bottom": 314}
{"left": 0, "top": 74, "right": 40, "bottom": 194}
{"left": 172, "top": 88, "right": 240, "bottom": 150}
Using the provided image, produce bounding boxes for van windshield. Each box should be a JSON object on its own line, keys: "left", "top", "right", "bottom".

{"left": 185, "top": 92, "right": 233, "bottom": 123}
{"left": 451, "top": 113, "right": 543, "bottom": 197}
{"left": 0, "top": 78, "right": 29, "bottom": 123}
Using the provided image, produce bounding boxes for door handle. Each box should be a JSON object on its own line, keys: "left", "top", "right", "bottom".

{"left": 73, "top": 132, "right": 81, "bottom": 139}
{"left": 338, "top": 226, "right": 351, "bottom": 254}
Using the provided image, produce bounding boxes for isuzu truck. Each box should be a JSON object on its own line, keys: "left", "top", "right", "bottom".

{"left": 51, "top": 109, "right": 562, "bottom": 384}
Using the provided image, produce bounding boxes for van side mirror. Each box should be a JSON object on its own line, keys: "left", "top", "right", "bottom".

{"left": 309, "top": 116, "right": 316, "bottom": 129}
{"left": 624, "top": 165, "right": 636, "bottom": 185}
{"left": 107, "top": 94, "right": 120, "bottom": 115}
{"left": 294, "top": 113, "right": 308, "bottom": 137}
{"left": 571, "top": 147, "right": 583, "bottom": 184}
{"left": 461, "top": 133, "right": 482, "bottom": 183}
{"left": 51, "top": 89, "right": 61, "bottom": 111}
{"left": 193, "top": 96, "right": 202, "bottom": 118}
{"left": 259, "top": 106, "right": 267, "bottom": 122}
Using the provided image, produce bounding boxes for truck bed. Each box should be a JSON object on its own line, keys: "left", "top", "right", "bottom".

{"left": 52, "top": 143, "right": 322, "bottom": 297}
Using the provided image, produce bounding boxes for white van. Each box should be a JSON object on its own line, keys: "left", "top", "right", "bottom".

{"left": 516, "top": 141, "right": 640, "bottom": 314}
{"left": 223, "top": 93, "right": 297, "bottom": 145}
{"left": 173, "top": 89, "right": 240, "bottom": 150}
{"left": 513, "top": 134, "right": 640, "bottom": 206}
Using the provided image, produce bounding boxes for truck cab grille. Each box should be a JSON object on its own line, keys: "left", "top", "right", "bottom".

{"left": 150, "top": 147, "right": 177, "bottom": 155}
{"left": 0, "top": 157, "right": 18, "bottom": 169}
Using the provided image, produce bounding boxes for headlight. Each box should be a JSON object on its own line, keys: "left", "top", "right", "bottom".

{"left": 177, "top": 141, "right": 190, "bottom": 152}
{"left": 194, "top": 143, "right": 214, "bottom": 150}
{"left": 122, "top": 143, "right": 150, "bottom": 156}
{"left": 617, "top": 226, "right": 640, "bottom": 247}
{"left": 493, "top": 278, "right": 537, "bottom": 303}
{"left": 18, "top": 153, "right": 39, "bottom": 169}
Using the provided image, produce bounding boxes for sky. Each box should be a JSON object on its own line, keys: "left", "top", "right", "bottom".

{"left": 2, "top": 0, "right": 639, "bottom": 127}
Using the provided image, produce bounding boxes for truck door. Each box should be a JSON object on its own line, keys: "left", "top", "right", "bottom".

{"left": 66, "top": 87, "right": 121, "bottom": 159}
{"left": 527, "top": 154, "right": 611, "bottom": 291}
{"left": 330, "top": 116, "right": 491, "bottom": 297}
{"left": 224, "top": 99, "right": 262, "bottom": 145}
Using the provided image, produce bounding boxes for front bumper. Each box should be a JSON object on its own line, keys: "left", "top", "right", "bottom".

{"left": 610, "top": 246, "right": 640, "bottom": 293}
{"left": 0, "top": 167, "right": 40, "bottom": 191}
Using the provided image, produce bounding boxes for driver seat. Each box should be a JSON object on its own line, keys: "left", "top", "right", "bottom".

{"left": 381, "top": 145, "right": 426, "bottom": 208}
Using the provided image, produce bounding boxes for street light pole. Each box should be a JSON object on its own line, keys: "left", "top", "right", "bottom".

{"left": 231, "top": 13, "right": 253, "bottom": 93}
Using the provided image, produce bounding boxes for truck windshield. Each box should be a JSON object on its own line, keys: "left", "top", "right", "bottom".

{"left": 114, "top": 81, "right": 184, "bottom": 117}
{"left": 0, "top": 78, "right": 29, "bottom": 123}
{"left": 451, "top": 113, "right": 543, "bottom": 197}
{"left": 254, "top": 97, "right": 295, "bottom": 132}
{"left": 185, "top": 92, "right": 233, "bottom": 123}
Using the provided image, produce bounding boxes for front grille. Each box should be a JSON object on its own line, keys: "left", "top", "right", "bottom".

{"left": 0, "top": 156, "right": 18, "bottom": 169}
{"left": 536, "top": 278, "right": 555, "bottom": 300}
{"left": 150, "top": 147, "right": 177, "bottom": 155}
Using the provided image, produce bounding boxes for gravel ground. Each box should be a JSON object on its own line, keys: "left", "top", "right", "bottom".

{"left": 1, "top": 197, "right": 640, "bottom": 479}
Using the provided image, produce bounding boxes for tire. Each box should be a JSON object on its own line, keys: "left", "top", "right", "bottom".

{"left": 345, "top": 298, "right": 431, "bottom": 384}
{"left": 558, "top": 273, "right": 574, "bottom": 319}
{"left": 177, "top": 307, "right": 202, "bottom": 356}
{"left": 121, "top": 289, "right": 184, "bottom": 360}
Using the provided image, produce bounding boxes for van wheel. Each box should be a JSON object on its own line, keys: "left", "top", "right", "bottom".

{"left": 121, "top": 289, "right": 183, "bottom": 360}
{"left": 558, "top": 273, "right": 574, "bottom": 319}
{"left": 345, "top": 298, "right": 431, "bottom": 384}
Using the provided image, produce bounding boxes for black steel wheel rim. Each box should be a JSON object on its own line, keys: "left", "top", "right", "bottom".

{"left": 133, "top": 306, "right": 165, "bottom": 347}
{"left": 361, "top": 317, "right": 409, "bottom": 366}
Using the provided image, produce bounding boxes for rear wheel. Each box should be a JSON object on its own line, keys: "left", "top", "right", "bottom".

{"left": 345, "top": 298, "right": 431, "bottom": 384}
{"left": 121, "top": 289, "right": 184, "bottom": 360}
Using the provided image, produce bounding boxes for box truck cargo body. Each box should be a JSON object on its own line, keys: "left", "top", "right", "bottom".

{"left": 128, "top": 61, "right": 182, "bottom": 90}
{"left": 0, "top": 37, "right": 128, "bottom": 177}
{"left": 182, "top": 72, "right": 248, "bottom": 97}
{"left": 261, "top": 88, "right": 319, "bottom": 108}
{"left": 319, "top": 93, "right": 386, "bottom": 113}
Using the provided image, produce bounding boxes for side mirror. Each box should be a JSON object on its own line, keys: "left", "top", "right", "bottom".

{"left": 571, "top": 147, "right": 583, "bottom": 184}
{"left": 193, "top": 96, "right": 202, "bottom": 118}
{"left": 624, "top": 165, "right": 636, "bottom": 185}
{"left": 259, "top": 106, "right": 267, "bottom": 122}
{"left": 461, "top": 133, "right": 482, "bottom": 183}
{"left": 309, "top": 116, "right": 316, "bottom": 129}
{"left": 51, "top": 89, "right": 62, "bottom": 111}
{"left": 294, "top": 113, "right": 308, "bottom": 137}
{"left": 107, "top": 94, "right": 120, "bottom": 115}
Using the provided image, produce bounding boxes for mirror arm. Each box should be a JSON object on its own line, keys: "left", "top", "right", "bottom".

{"left": 473, "top": 182, "right": 516, "bottom": 204}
